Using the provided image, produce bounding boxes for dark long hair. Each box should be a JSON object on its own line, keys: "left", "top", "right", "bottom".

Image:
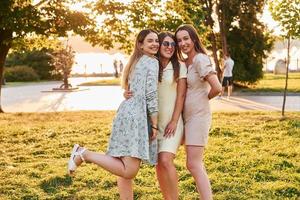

{"left": 157, "top": 32, "right": 180, "bottom": 82}
{"left": 175, "top": 24, "right": 207, "bottom": 61}
{"left": 122, "top": 29, "right": 158, "bottom": 89}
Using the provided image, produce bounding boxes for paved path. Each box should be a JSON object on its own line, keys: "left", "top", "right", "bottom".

{"left": 2, "top": 78, "right": 299, "bottom": 112}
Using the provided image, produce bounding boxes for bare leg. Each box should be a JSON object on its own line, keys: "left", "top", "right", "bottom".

{"left": 74, "top": 148, "right": 141, "bottom": 179}
{"left": 186, "top": 146, "right": 212, "bottom": 200}
{"left": 156, "top": 152, "right": 178, "bottom": 200}
{"left": 228, "top": 85, "right": 232, "bottom": 97}
{"left": 117, "top": 177, "right": 133, "bottom": 200}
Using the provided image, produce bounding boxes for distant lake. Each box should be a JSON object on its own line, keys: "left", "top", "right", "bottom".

{"left": 72, "top": 52, "right": 128, "bottom": 74}
{"left": 72, "top": 42, "right": 300, "bottom": 74}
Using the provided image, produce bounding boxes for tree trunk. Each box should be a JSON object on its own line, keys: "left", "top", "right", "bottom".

{"left": 217, "top": 1, "right": 228, "bottom": 57}
{"left": 201, "top": 0, "right": 222, "bottom": 80}
{"left": 282, "top": 36, "right": 290, "bottom": 117}
{"left": 63, "top": 71, "right": 69, "bottom": 89}
{"left": 209, "top": 32, "right": 222, "bottom": 80}
{"left": 0, "top": 30, "right": 13, "bottom": 113}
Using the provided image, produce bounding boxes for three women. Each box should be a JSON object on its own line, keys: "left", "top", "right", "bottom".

{"left": 68, "top": 24, "right": 222, "bottom": 200}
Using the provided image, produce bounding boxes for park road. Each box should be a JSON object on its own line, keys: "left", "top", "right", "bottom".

{"left": 2, "top": 78, "right": 299, "bottom": 113}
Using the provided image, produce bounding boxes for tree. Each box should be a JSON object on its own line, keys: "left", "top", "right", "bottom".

{"left": 199, "top": 0, "right": 222, "bottom": 80}
{"left": 87, "top": 0, "right": 207, "bottom": 53}
{"left": 0, "top": 0, "right": 93, "bottom": 112}
{"left": 157, "top": 0, "right": 273, "bottom": 84}
{"left": 50, "top": 44, "right": 75, "bottom": 89}
{"left": 215, "top": 0, "right": 274, "bottom": 84}
{"left": 5, "top": 35, "right": 64, "bottom": 80}
{"left": 269, "top": 0, "right": 300, "bottom": 116}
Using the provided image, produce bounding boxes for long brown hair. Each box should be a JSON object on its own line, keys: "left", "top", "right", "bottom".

{"left": 157, "top": 32, "right": 180, "bottom": 82}
{"left": 175, "top": 24, "right": 207, "bottom": 61}
{"left": 121, "top": 29, "right": 158, "bottom": 89}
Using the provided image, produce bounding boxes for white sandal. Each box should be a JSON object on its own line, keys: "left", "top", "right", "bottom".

{"left": 67, "top": 144, "right": 86, "bottom": 175}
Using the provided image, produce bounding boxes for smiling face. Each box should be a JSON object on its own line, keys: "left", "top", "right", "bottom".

{"left": 140, "top": 32, "right": 159, "bottom": 56}
{"left": 159, "top": 36, "right": 176, "bottom": 60}
{"left": 176, "top": 30, "right": 195, "bottom": 55}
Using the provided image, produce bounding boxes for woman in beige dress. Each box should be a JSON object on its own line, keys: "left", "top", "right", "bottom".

{"left": 175, "top": 24, "right": 222, "bottom": 200}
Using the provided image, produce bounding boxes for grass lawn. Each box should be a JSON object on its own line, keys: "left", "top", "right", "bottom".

{"left": 237, "top": 72, "right": 300, "bottom": 93}
{"left": 78, "top": 78, "right": 121, "bottom": 86}
{"left": 0, "top": 111, "right": 299, "bottom": 199}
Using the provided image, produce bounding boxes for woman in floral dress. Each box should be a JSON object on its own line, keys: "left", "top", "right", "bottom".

{"left": 67, "top": 29, "right": 160, "bottom": 198}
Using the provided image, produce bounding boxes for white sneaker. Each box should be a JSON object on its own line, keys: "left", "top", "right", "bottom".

{"left": 67, "top": 144, "right": 86, "bottom": 175}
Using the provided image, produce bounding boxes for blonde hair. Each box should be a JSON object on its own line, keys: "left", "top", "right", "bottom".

{"left": 121, "top": 29, "right": 158, "bottom": 89}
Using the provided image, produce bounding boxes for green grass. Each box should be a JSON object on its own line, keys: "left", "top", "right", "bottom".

{"left": 79, "top": 78, "right": 121, "bottom": 86}
{"left": 238, "top": 72, "right": 300, "bottom": 93}
{"left": 0, "top": 111, "right": 299, "bottom": 199}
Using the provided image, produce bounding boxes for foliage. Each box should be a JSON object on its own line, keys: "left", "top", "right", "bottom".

{"left": 0, "top": 111, "right": 299, "bottom": 199}
{"left": 49, "top": 45, "right": 75, "bottom": 89}
{"left": 220, "top": 0, "right": 274, "bottom": 84}
{"left": 269, "top": 0, "right": 300, "bottom": 116}
{"left": 4, "top": 65, "right": 39, "bottom": 81}
{"left": 269, "top": 0, "right": 300, "bottom": 38}
{"left": 10, "top": 35, "right": 63, "bottom": 53}
{"left": 5, "top": 48, "right": 62, "bottom": 80}
{"left": 91, "top": 0, "right": 274, "bottom": 84}
{"left": 88, "top": 0, "right": 207, "bottom": 53}
{"left": 49, "top": 46, "right": 75, "bottom": 78}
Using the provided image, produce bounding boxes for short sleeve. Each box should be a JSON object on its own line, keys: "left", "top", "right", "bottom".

{"left": 179, "top": 62, "right": 187, "bottom": 79}
{"left": 193, "top": 54, "right": 216, "bottom": 81}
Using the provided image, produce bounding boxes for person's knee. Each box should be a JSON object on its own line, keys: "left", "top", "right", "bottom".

{"left": 186, "top": 160, "right": 203, "bottom": 174}
{"left": 158, "top": 156, "right": 174, "bottom": 170}
{"left": 123, "top": 169, "right": 139, "bottom": 179}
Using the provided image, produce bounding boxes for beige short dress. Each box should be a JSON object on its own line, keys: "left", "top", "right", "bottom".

{"left": 183, "top": 53, "right": 216, "bottom": 146}
{"left": 157, "top": 62, "right": 187, "bottom": 154}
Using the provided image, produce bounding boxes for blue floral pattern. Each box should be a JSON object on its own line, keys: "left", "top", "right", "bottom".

{"left": 106, "top": 55, "right": 159, "bottom": 165}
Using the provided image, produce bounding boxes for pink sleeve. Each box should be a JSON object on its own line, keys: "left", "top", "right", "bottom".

{"left": 193, "top": 54, "right": 216, "bottom": 81}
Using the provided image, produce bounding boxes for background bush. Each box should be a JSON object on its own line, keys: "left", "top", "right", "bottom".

{"left": 5, "top": 49, "right": 62, "bottom": 80}
{"left": 4, "top": 65, "right": 39, "bottom": 82}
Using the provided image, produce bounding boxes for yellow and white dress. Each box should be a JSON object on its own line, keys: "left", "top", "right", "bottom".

{"left": 157, "top": 62, "right": 187, "bottom": 154}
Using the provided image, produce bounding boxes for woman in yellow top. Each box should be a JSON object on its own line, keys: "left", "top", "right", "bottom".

{"left": 123, "top": 32, "right": 187, "bottom": 200}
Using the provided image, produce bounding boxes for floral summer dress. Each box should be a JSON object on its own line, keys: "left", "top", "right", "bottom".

{"left": 107, "top": 55, "right": 159, "bottom": 165}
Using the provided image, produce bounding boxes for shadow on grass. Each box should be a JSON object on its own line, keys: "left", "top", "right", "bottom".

{"left": 40, "top": 175, "right": 73, "bottom": 194}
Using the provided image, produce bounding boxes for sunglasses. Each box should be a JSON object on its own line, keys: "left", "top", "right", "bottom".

{"left": 162, "top": 41, "right": 176, "bottom": 47}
